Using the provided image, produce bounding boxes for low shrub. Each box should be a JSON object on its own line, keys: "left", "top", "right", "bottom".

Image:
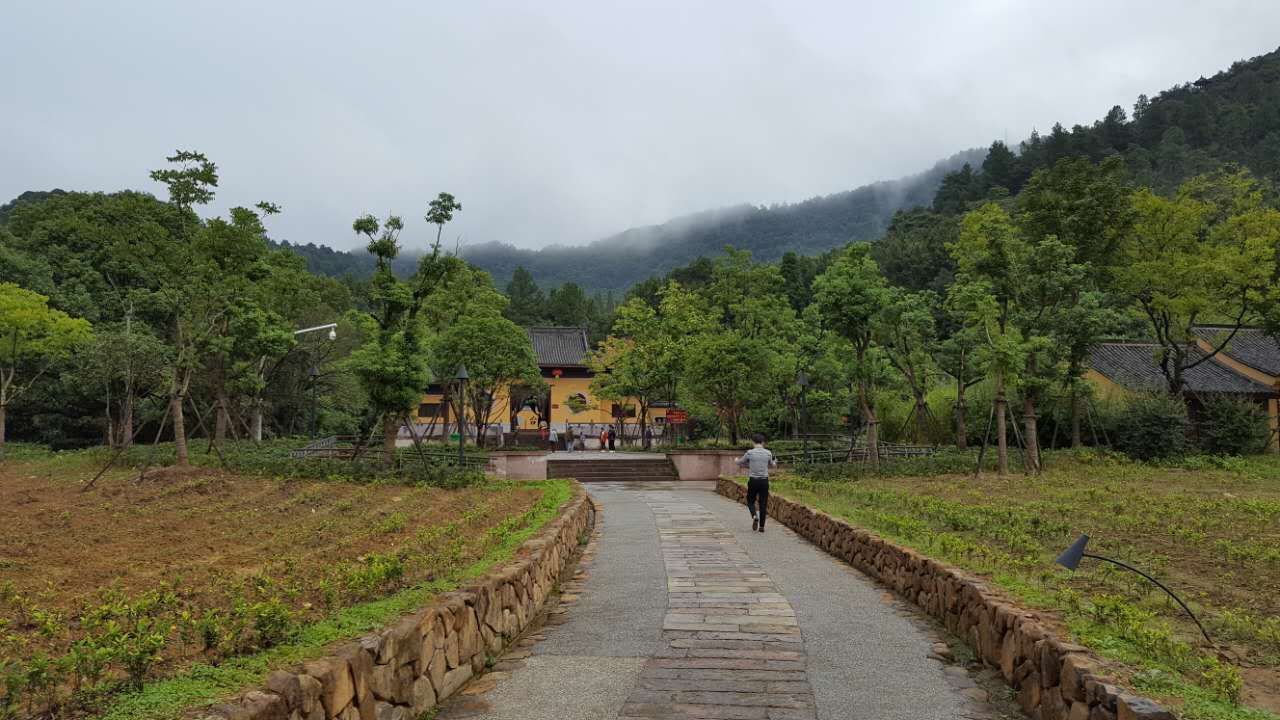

{"left": 1196, "top": 396, "right": 1270, "bottom": 456}
{"left": 1113, "top": 394, "right": 1188, "bottom": 461}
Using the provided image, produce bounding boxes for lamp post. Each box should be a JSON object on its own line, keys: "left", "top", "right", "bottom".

{"left": 796, "top": 370, "right": 810, "bottom": 462}
{"left": 455, "top": 365, "right": 469, "bottom": 467}
{"left": 1056, "top": 534, "right": 1213, "bottom": 645}
{"left": 294, "top": 323, "right": 338, "bottom": 341}
{"left": 252, "top": 322, "right": 338, "bottom": 442}
{"left": 308, "top": 365, "right": 319, "bottom": 438}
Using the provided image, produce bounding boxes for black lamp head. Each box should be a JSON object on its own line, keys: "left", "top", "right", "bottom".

{"left": 456, "top": 365, "right": 469, "bottom": 382}
{"left": 797, "top": 370, "right": 810, "bottom": 388}
{"left": 1056, "top": 534, "right": 1090, "bottom": 571}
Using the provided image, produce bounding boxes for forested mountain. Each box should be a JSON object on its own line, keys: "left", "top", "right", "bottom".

{"left": 933, "top": 46, "right": 1280, "bottom": 210}
{"left": 260, "top": 148, "right": 983, "bottom": 290}
{"left": 462, "top": 148, "right": 985, "bottom": 290}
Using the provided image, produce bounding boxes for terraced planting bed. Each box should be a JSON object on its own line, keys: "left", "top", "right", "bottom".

{"left": 0, "top": 447, "right": 568, "bottom": 719}
{"left": 769, "top": 451, "right": 1280, "bottom": 720}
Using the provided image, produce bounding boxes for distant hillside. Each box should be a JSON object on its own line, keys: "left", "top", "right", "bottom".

{"left": 462, "top": 149, "right": 985, "bottom": 290}
{"left": 265, "top": 150, "right": 982, "bottom": 290}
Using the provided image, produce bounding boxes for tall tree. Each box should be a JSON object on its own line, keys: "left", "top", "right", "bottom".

{"left": 429, "top": 312, "right": 540, "bottom": 445}
{"left": 876, "top": 290, "right": 939, "bottom": 443}
{"left": 1015, "top": 156, "right": 1134, "bottom": 446}
{"left": 347, "top": 193, "right": 464, "bottom": 464}
{"left": 503, "top": 266, "right": 546, "bottom": 326}
{"left": 813, "top": 243, "right": 892, "bottom": 466}
{"left": 150, "top": 150, "right": 221, "bottom": 466}
{"left": 0, "top": 284, "right": 92, "bottom": 452}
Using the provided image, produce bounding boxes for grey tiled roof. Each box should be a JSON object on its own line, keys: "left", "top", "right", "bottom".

{"left": 1090, "top": 342, "right": 1275, "bottom": 396}
{"left": 527, "top": 326, "right": 590, "bottom": 367}
{"left": 1192, "top": 326, "right": 1280, "bottom": 377}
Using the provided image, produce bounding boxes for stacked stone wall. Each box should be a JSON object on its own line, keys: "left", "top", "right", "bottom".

{"left": 198, "top": 486, "right": 593, "bottom": 720}
{"left": 716, "top": 477, "right": 1176, "bottom": 720}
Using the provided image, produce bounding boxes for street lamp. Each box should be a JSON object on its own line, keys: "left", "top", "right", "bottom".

{"left": 294, "top": 322, "right": 338, "bottom": 341}
{"left": 796, "top": 370, "right": 810, "bottom": 462}
{"left": 1056, "top": 534, "right": 1213, "bottom": 645}
{"left": 455, "top": 365, "right": 469, "bottom": 467}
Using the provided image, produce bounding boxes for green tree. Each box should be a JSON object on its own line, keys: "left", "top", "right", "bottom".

{"left": 547, "top": 282, "right": 589, "bottom": 326}
{"left": 812, "top": 243, "right": 892, "bottom": 465}
{"left": 876, "top": 290, "right": 939, "bottom": 443}
{"left": 0, "top": 284, "right": 92, "bottom": 452}
{"left": 429, "top": 312, "right": 540, "bottom": 445}
{"left": 503, "top": 266, "right": 547, "bottom": 326}
{"left": 76, "top": 316, "right": 169, "bottom": 447}
{"left": 947, "top": 205, "right": 1027, "bottom": 475}
{"left": 1015, "top": 156, "right": 1134, "bottom": 446}
{"left": 589, "top": 282, "right": 711, "bottom": 446}
{"left": 683, "top": 330, "right": 769, "bottom": 445}
{"left": 1116, "top": 169, "right": 1280, "bottom": 394}
{"left": 347, "top": 193, "right": 464, "bottom": 464}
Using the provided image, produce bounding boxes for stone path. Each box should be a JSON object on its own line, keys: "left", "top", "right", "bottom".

{"left": 621, "top": 497, "right": 816, "bottom": 719}
{"left": 438, "top": 482, "right": 1010, "bottom": 720}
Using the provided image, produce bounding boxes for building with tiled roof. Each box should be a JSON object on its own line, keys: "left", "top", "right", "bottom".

{"left": 526, "top": 327, "right": 590, "bottom": 367}
{"left": 413, "top": 326, "right": 681, "bottom": 445}
{"left": 1087, "top": 336, "right": 1279, "bottom": 452}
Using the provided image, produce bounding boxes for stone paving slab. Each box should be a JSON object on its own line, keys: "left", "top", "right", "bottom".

{"left": 619, "top": 496, "right": 818, "bottom": 720}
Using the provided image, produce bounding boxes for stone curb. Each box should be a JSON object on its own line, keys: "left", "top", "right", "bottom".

{"left": 715, "top": 477, "right": 1177, "bottom": 720}
{"left": 194, "top": 483, "right": 593, "bottom": 720}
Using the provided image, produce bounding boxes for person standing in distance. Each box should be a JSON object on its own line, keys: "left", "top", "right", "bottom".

{"left": 737, "top": 433, "right": 777, "bottom": 532}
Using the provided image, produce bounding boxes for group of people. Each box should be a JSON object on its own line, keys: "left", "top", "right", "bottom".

{"left": 540, "top": 424, "right": 617, "bottom": 452}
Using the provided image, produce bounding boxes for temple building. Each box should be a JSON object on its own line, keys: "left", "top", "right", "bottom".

{"left": 1086, "top": 327, "right": 1280, "bottom": 452}
{"left": 413, "top": 326, "right": 677, "bottom": 444}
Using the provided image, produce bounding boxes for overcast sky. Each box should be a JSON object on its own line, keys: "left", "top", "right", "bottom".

{"left": 3, "top": 2, "right": 1279, "bottom": 252}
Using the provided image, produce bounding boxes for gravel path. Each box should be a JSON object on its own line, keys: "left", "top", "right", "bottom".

{"left": 438, "top": 481, "right": 1000, "bottom": 720}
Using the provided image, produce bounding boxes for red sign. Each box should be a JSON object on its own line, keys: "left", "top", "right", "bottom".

{"left": 665, "top": 410, "right": 689, "bottom": 424}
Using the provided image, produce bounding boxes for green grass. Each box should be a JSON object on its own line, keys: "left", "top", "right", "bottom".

{"left": 753, "top": 450, "right": 1280, "bottom": 720}
{"left": 92, "top": 479, "right": 573, "bottom": 720}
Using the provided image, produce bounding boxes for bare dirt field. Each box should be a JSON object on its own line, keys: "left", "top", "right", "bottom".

{"left": 0, "top": 450, "right": 549, "bottom": 717}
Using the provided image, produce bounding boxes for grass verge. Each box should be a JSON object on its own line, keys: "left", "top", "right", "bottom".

{"left": 750, "top": 450, "right": 1280, "bottom": 720}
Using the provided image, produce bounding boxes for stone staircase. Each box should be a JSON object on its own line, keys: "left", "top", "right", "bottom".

{"left": 546, "top": 457, "right": 680, "bottom": 482}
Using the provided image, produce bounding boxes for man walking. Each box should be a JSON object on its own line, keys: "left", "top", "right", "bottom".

{"left": 737, "top": 433, "right": 777, "bottom": 532}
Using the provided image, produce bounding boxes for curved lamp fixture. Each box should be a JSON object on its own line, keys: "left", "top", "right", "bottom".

{"left": 1056, "top": 534, "right": 1213, "bottom": 645}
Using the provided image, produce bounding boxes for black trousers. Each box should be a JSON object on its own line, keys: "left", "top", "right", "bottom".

{"left": 746, "top": 477, "right": 770, "bottom": 527}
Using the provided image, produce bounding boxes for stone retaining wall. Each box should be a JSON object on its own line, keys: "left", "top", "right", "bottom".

{"left": 716, "top": 477, "right": 1176, "bottom": 720}
{"left": 197, "top": 485, "right": 593, "bottom": 720}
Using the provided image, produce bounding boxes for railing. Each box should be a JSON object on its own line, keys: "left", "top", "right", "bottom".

{"left": 774, "top": 442, "right": 937, "bottom": 465}
{"left": 289, "top": 436, "right": 487, "bottom": 469}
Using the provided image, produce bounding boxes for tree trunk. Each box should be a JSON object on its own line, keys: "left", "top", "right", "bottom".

{"left": 382, "top": 414, "right": 398, "bottom": 469}
{"left": 954, "top": 378, "right": 968, "bottom": 450}
{"left": 252, "top": 400, "right": 264, "bottom": 442}
{"left": 442, "top": 386, "right": 452, "bottom": 439}
{"left": 0, "top": 402, "right": 7, "bottom": 455}
{"left": 994, "top": 367, "right": 1008, "bottom": 476}
{"left": 858, "top": 378, "right": 880, "bottom": 470}
{"left": 914, "top": 394, "right": 929, "bottom": 444}
{"left": 1070, "top": 384, "right": 1083, "bottom": 448}
{"left": 121, "top": 392, "right": 135, "bottom": 448}
{"left": 1023, "top": 394, "right": 1041, "bottom": 474}
{"left": 214, "top": 393, "right": 229, "bottom": 446}
{"left": 172, "top": 392, "right": 189, "bottom": 467}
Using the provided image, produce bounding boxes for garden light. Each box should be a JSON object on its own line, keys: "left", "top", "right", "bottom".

{"left": 1056, "top": 534, "right": 1213, "bottom": 645}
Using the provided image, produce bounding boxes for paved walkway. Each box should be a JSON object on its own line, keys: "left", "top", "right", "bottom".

{"left": 438, "top": 482, "right": 1006, "bottom": 720}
